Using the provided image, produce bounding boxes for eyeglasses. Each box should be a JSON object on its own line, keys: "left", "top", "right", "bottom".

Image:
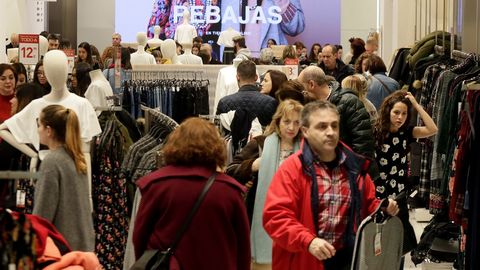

{"left": 36, "top": 72, "right": 45, "bottom": 77}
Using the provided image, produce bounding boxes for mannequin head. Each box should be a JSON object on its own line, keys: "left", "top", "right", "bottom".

{"left": 182, "top": 10, "right": 191, "bottom": 24}
{"left": 43, "top": 50, "right": 68, "bottom": 92}
{"left": 136, "top": 32, "right": 148, "bottom": 47}
{"left": 39, "top": 35, "right": 48, "bottom": 58}
{"left": 154, "top": 26, "right": 161, "bottom": 38}
{"left": 161, "top": 39, "right": 177, "bottom": 61}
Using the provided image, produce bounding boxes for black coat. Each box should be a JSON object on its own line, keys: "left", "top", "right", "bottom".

{"left": 328, "top": 83, "right": 379, "bottom": 180}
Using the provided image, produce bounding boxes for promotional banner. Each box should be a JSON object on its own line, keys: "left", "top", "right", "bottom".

{"left": 116, "top": 0, "right": 340, "bottom": 57}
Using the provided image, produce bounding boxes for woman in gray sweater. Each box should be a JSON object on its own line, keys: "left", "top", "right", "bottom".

{"left": 33, "top": 104, "right": 95, "bottom": 251}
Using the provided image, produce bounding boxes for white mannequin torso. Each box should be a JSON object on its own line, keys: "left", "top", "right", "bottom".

{"left": 217, "top": 28, "right": 241, "bottom": 47}
{"left": 177, "top": 44, "right": 203, "bottom": 65}
{"left": 131, "top": 32, "right": 156, "bottom": 66}
{"left": 85, "top": 69, "right": 114, "bottom": 115}
{"left": 147, "top": 26, "right": 163, "bottom": 48}
{"left": 131, "top": 46, "right": 156, "bottom": 66}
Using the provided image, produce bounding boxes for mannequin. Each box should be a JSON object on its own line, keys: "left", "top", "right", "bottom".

{"left": 177, "top": 42, "right": 203, "bottom": 65}
{"left": 0, "top": 50, "right": 101, "bottom": 207}
{"left": 39, "top": 35, "right": 48, "bottom": 59}
{"left": 84, "top": 69, "right": 114, "bottom": 116}
{"left": 130, "top": 32, "right": 156, "bottom": 66}
{"left": 160, "top": 39, "right": 180, "bottom": 64}
{"left": 174, "top": 10, "right": 197, "bottom": 45}
{"left": 147, "top": 25, "right": 163, "bottom": 49}
{"left": 217, "top": 27, "right": 241, "bottom": 64}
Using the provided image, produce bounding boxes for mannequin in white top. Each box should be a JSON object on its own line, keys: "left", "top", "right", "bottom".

{"left": 147, "top": 26, "right": 163, "bottom": 49}
{"left": 160, "top": 39, "right": 180, "bottom": 64}
{"left": 130, "top": 32, "right": 156, "bottom": 66}
{"left": 217, "top": 27, "right": 241, "bottom": 48}
{"left": 174, "top": 10, "right": 197, "bottom": 45}
{"left": 0, "top": 50, "right": 101, "bottom": 208}
{"left": 177, "top": 42, "right": 203, "bottom": 65}
{"left": 84, "top": 69, "right": 114, "bottom": 115}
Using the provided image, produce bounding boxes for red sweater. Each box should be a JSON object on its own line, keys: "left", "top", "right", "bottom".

{"left": 133, "top": 165, "right": 251, "bottom": 270}
{"left": 0, "top": 94, "right": 13, "bottom": 123}
{"left": 263, "top": 143, "right": 380, "bottom": 270}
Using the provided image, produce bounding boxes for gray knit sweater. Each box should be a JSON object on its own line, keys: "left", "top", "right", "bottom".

{"left": 33, "top": 147, "right": 95, "bottom": 251}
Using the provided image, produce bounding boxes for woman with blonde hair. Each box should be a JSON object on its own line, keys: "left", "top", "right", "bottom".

{"left": 342, "top": 74, "right": 377, "bottom": 124}
{"left": 226, "top": 99, "right": 304, "bottom": 270}
{"left": 34, "top": 104, "right": 95, "bottom": 251}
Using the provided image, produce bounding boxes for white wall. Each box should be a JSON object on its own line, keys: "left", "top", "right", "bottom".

{"left": 77, "top": 0, "right": 115, "bottom": 53}
{"left": 2, "top": 0, "right": 47, "bottom": 63}
{"left": 340, "top": 0, "right": 377, "bottom": 59}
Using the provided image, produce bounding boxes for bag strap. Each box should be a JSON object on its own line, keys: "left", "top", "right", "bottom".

{"left": 167, "top": 171, "right": 217, "bottom": 253}
{"left": 372, "top": 75, "right": 393, "bottom": 93}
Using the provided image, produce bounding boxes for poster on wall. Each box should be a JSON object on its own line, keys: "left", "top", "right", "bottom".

{"left": 116, "top": 0, "right": 340, "bottom": 58}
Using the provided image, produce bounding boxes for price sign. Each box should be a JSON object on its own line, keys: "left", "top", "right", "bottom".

{"left": 18, "top": 34, "right": 39, "bottom": 65}
{"left": 284, "top": 65, "right": 299, "bottom": 80}
{"left": 63, "top": 49, "right": 75, "bottom": 73}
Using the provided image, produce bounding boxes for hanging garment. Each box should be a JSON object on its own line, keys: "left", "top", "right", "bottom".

{"left": 91, "top": 112, "right": 133, "bottom": 269}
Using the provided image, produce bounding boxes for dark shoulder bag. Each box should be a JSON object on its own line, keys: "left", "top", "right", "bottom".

{"left": 130, "top": 172, "right": 217, "bottom": 270}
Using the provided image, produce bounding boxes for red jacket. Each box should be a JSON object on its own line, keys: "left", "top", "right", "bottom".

{"left": 263, "top": 142, "right": 380, "bottom": 270}
{"left": 133, "top": 165, "right": 251, "bottom": 270}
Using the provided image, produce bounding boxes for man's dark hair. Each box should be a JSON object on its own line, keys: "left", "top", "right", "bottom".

{"left": 236, "top": 60, "right": 256, "bottom": 81}
{"left": 192, "top": 36, "right": 203, "bottom": 44}
{"left": 301, "top": 100, "right": 339, "bottom": 127}
{"left": 365, "top": 54, "right": 387, "bottom": 74}
{"left": 47, "top": 34, "right": 59, "bottom": 41}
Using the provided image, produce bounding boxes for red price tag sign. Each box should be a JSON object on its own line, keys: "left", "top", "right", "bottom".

{"left": 19, "top": 34, "right": 40, "bottom": 65}
{"left": 63, "top": 49, "right": 76, "bottom": 73}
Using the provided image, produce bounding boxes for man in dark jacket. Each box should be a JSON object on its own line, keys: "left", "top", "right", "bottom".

{"left": 216, "top": 60, "right": 277, "bottom": 126}
{"left": 298, "top": 66, "right": 378, "bottom": 180}
{"left": 319, "top": 45, "right": 354, "bottom": 83}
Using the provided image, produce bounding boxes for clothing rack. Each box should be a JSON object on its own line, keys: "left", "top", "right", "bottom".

{"left": 130, "top": 70, "right": 206, "bottom": 81}
{"left": 0, "top": 170, "right": 39, "bottom": 180}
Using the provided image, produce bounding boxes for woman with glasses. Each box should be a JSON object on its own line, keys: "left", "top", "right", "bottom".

{"left": 33, "top": 60, "right": 51, "bottom": 95}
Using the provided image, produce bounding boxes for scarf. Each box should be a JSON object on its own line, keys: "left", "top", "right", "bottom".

{"left": 250, "top": 133, "right": 300, "bottom": 263}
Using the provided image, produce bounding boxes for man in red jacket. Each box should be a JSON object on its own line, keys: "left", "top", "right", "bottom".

{"left": 263, "top": 100, "right": 399, "bottom": 270}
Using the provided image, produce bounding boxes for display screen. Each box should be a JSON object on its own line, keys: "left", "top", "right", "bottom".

{"left": 115, "top": 0, "right": 340, "bottom": 57}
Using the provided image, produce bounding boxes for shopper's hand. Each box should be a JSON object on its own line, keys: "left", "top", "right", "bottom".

{"left": 308, "top": 237, "right": 336, "bottom": 261}
{"left": 385, "top": 198, "right": 399, "bottom": 216}
{"left": 405, "top": 92, "right": 420, "bottom": 107}
{"left": 251, "top": 158, "right": 261, "bottom": 172}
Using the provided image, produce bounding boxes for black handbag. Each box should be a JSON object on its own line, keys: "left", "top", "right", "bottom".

{"left": 130, "top": 172, "right": 217, "bottom": 270}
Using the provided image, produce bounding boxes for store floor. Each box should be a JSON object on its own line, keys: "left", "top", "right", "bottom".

{"left": 403, "top": 209, "right": 431, "bottom": 269}
{"left": 403, "top": 209, "right": 454, "bottom": 270}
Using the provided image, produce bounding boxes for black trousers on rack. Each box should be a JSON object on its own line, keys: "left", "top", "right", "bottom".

{"left": 223, "top": 47, "right": 235, "bottom": 65}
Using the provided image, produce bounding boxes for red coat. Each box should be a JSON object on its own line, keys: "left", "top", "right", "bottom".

{"left": 263, "top": 143, "right": 380, "bottom": 270}
{"left": 133, "top": 165, "right": 251, "bottom": 270}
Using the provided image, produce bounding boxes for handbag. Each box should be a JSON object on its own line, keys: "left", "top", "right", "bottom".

{"left": 130, "top": 172, "right": 217, "bottom": 270}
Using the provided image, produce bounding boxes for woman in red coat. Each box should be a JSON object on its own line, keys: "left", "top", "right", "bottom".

{"left": 133, "top": 117, "right": 251, "bottom": 270}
